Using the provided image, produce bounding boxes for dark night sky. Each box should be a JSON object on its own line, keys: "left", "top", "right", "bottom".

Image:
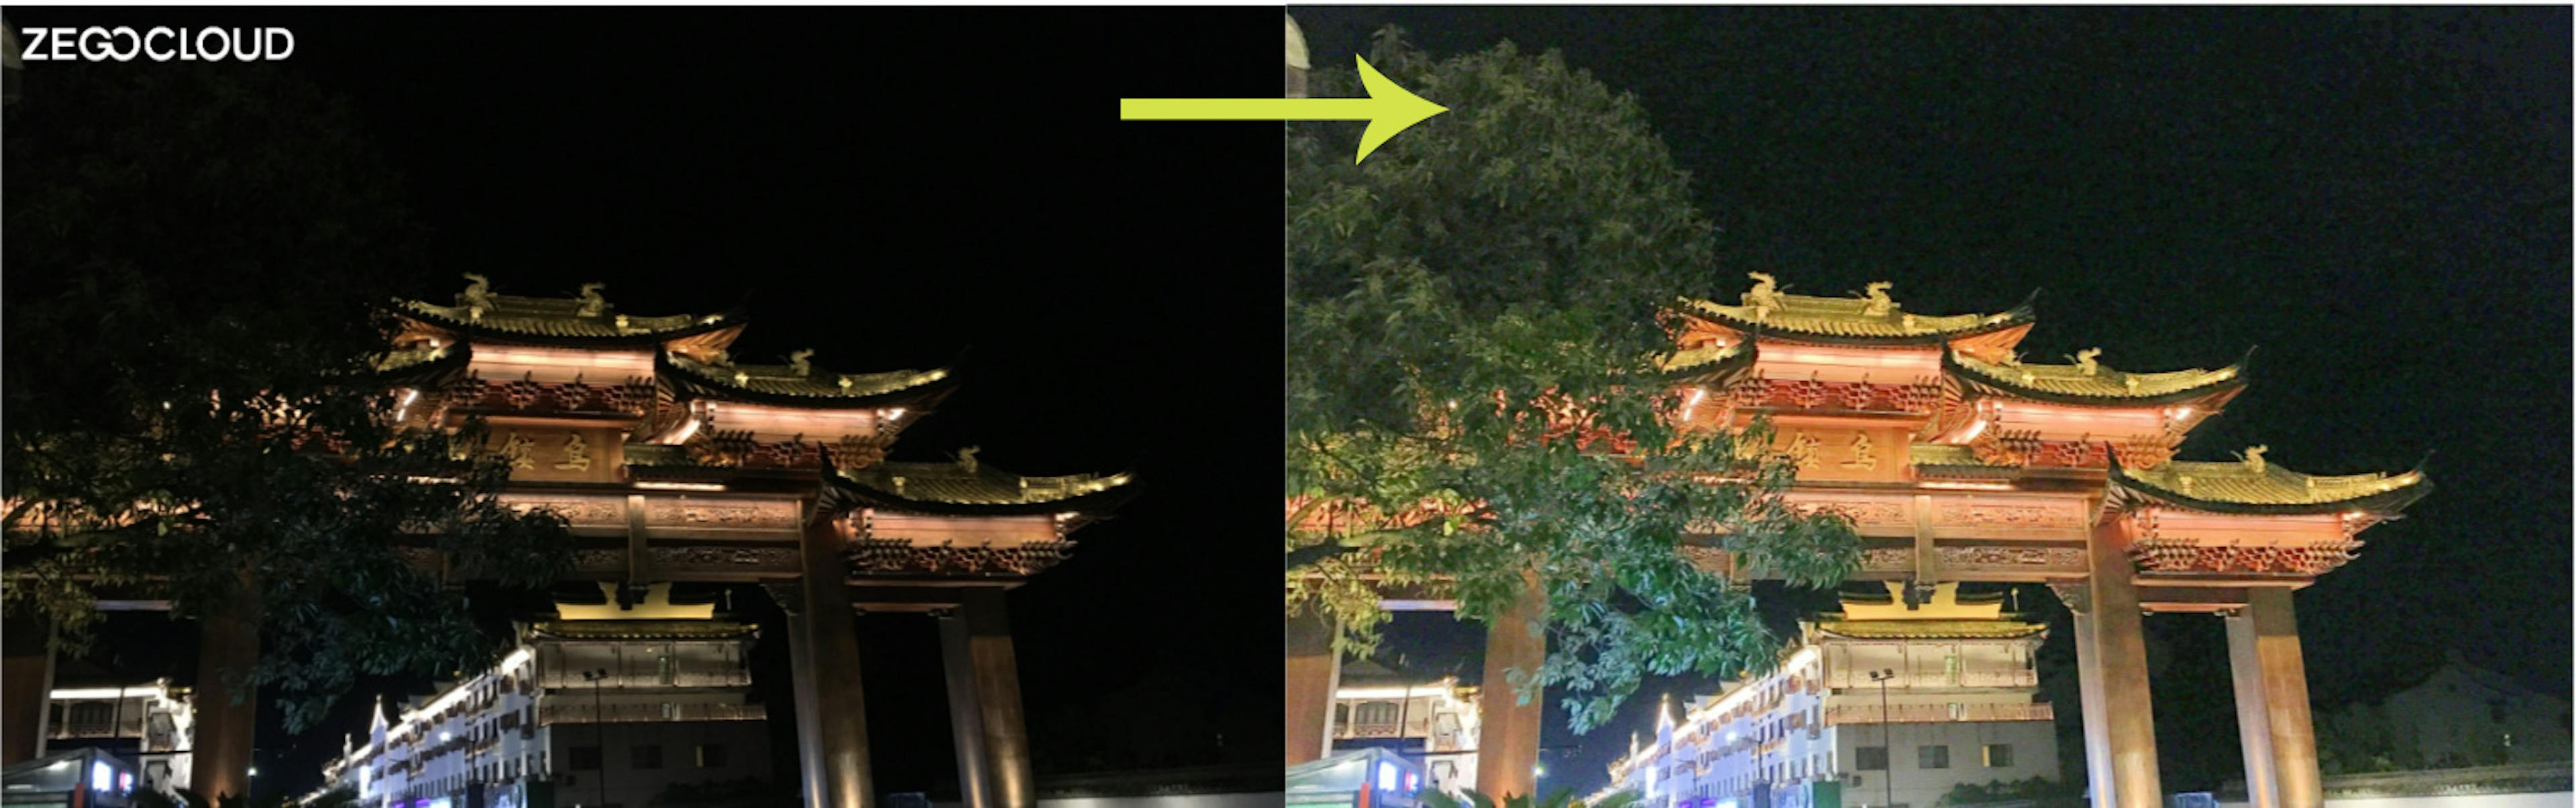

{"left": 9, "top": 7, "right": 1282, "bottom": 801}
{"left": 1294, "top": 5, "right": 2571, "bottom": 797}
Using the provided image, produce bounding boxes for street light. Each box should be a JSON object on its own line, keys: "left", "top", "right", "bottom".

{"left": 1866, "top": 669, "right": 1896, "bottom": 808}
{"left": 580, "top": 668, "right": 611, "bottom": 808}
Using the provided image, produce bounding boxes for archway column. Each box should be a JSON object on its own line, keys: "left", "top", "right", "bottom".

{"left": 192, "top": 572, "right": 262, "bottom": 804}
{"left": 2059, "top": 587, "right": 2116, "bottom": 808}
{"left": 936, "top": 609, "right": 996, "bottom": 808}
{"left": 1, "top": 610, "right": 56, "bottom": 764}
{"left": 1284, "top": 605, "right": 1341, "bottom": 766}
{"left": 2229, "top": 588, "right": 2320, "bottom": 808}
{"left": 1474, "top": 575, "right": 1545, "bottom": 798}
{"left": 776, "top": 587, "right": 831, "bottom": 807}
{"left": 796, "top": 512, "right": 874, "bottom": 807}
{"left": 2086, "top": 518, "right": 2162, "bottom": 808}
{"left": 959, "top": 588, "right": 1034, "bottom": 808}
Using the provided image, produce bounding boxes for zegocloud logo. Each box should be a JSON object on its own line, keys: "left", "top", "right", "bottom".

{"left": 19, "top": 26, "right": 295, "bottom": 62}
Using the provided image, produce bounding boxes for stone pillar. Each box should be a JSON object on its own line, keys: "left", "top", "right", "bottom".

{"left": 776, "top": 587, "right": 830, "bottom": 808}
{"left": 959, "top": 588, "right": 1033, "bottom": 808}
{"left": 2236, "top": 589, "right": 2321, "bottom": 808}
{"left": 938, "top": 610, "right": 994, "bottom": 808}
{"left": 2225, "top": 609, "right": 2278, "bottom": 808}
{"left": 798, "top": 513, "right": 873, "bottom": 807}
{"left": 193, "top": 575, "right": 262, "bottom": 803}
{"left": 1283, "top": 604, "right": 1341, "bottom": 766}
{"left": 2063, "top": 591, "right": 2116, "bottom": 808}
{"left": 2086, "top": 519, "right": 2161, "bottom": 808}
{"left": 1474, "top": 578, "right": 1546, "bottom": 798}
{"left": 1, "top": 610, "right": 56, "bottom": 764}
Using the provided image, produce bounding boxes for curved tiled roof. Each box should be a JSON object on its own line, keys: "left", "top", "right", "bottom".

{"left": 371, "top": 344, "right": 470, "bottom": 382}
{"left": 1814, "top": 619, "right": 2047, "bottom": 640}
{"left": 833, "top": 459, "right": 1136, "bottom": 516}
{"left": 1675, "top": 291, "right": 2034, "bottom": 345}
{"left": 394, "top": 294, "right": 743, "bottom": 347}
{"left": 2110, "top": 456, "right": 2430, "bottom": 516}
{"left": 525, "top": 620, "right": 755, "bottom": 640}
{"left": 1657, "top": 341, "right": 1754, "bottom": 382}
{"left": 1949, "top": 350, "right": 2244, "bottom": 406}
{"left": 659, "top": 353, "right": 955, "bottom": 410}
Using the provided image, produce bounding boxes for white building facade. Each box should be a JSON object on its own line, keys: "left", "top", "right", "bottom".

{"left": 42, "top": 679, "right": 193, "bottom": 794}
{"left": 1602, "top": 584, "right": 2060, "bottom": 808}
{"left": 315, "top": 584, "right": 772, "bottom": 808}
{"left": 1329, "top": 666, "right": 1482, "bottom": 795}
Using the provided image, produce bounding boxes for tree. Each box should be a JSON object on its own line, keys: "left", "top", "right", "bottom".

{"left": 1285, "top": 29, "right": 1860, "bottom": 732}
{"left": 1424, "top": 787, "right": 1642, "bottom": 808}
{"left": 2, "top": 62, "right": 571, "bottom": 731}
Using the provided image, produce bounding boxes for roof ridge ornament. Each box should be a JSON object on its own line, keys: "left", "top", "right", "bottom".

{"left": 1858, "top": 281, "right": 1896, "bottom": 316}
{"left": 2238, "top": 444, "right": 2269, "bottom": 475}
{"left": 2071, "top": 347, "right": 2102, "bottom": 376}
{"left": 574, "top": 282, "right": 608, "bottom": 317}
{"left": 957, "top": 445, "right": 981, "bottom": 473}
{"left": 460, "top": 273, "right": 495, "bottom": 321}
{"left": 1742, "top": 272, "right": 1784, "bottom": 322}
{"left": 788, "top": 349, "right": 814, "bottom": 377}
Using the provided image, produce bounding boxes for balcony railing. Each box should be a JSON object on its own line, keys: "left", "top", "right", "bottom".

{"left": 537, "top": 702, "right": 765, "bottom": 724}
{"left": 1823, "top": 702, "right": 2053, "bottom": 725}
{"left": 1339, "top": 722, "right": 1405, "bottom": 739}
{"left": 1823, "top": 670, "right": 2037, "bottom": 690}
{"left": 537, "top": 670, "right": 751, "bottom": 689}
{"left": 49, "top": 719, "right": 143, "bottom": 740}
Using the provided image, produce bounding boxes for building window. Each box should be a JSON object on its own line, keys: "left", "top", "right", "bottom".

{"left": 568, "top": 746, "right": 600, "bottom": 770}
{"left": 1354, "top": 701, "right": 1400, "bottom": 726}
{"left": 68, "top": 702, "right": 115, "bottom": 735}
{"left": 632, "top": 744, "right": 663, "bottom": 769}
{"left": 1984, "top": 744, "right": 2012, "bottom": 767}
{"left": 696, "top": 744, "right": 727, "bottom": 768}
{"left": 1919, "top": 745, "right": 1950, "bottom": 769}
{"left": 1856, "top": 746, "right": 1888, "bottom": 770}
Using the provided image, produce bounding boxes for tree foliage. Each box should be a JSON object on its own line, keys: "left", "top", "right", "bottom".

{"left": 3, "top": 63, "right": 571, "bottom": 731}
{"left": 1938, "top": 776, "right": 2084, "bottom": 807}
{"left": 1285, "top": 29, "right": 1860, "bottom": 732}
{"left": 1422, "top": 786, "right": 1640, "bottom": 808}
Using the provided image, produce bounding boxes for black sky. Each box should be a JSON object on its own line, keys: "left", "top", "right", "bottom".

{"left": 1295, "top": 5, "right": 2571, "bottom": 797}
{"left": 9, "top": 7, "right": 1283, "bottom": 801}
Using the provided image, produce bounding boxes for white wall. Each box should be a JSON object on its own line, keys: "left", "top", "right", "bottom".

{"left": 2217, "top": 792, "right": 2573, "bottom": 808}
{"left": 1835, "top": 721, "right": 2059, "bottom": 808}
{"left": 1034, "top": 795, "right": 1283, "bottom": 808}
{"left": 547, "top": 720, "right": 771, "bottom": 808}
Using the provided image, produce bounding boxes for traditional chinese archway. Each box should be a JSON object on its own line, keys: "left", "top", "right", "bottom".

{"left": 0, "top": 281, "right": 1141, "bottom": 808}
{"left": 378, "top": 281, "right": 1136, "bottom": 808}
{"left": 1287, "top": 278, "right": 2426, "bottom": 808}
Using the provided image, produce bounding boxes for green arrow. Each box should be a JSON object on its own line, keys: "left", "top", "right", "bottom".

{"left": 1120, "top": 55, "right": 1448, "bottom": 164}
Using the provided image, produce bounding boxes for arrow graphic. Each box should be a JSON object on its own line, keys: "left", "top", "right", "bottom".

{"left": 1120, "top": 55, "right": 1448, "bottom": 164}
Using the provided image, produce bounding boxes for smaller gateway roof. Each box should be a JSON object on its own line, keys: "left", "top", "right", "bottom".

{"left": 659, "top": 352, "right": 955, "bottom": 408}
{"left": 1947, "top": 349, "right": 2245, "bottom": 406}
{"left": 525, "top": 620, "right": 755, "bottom": 640}
{"left": 1675, "top": 288, "right": 2035, "bottom": 345}
{"left": 835, "top": 458, "right": 1136, "bottom": 516}
{"left": 2111, "top": 455, "right": 2430, "bottom": 516}
{"left": 1814, "top": 619, "right": 2047, "bottom": 640}
{"left": 1656, "top": 340, "right": 1753, "bottom": 382}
